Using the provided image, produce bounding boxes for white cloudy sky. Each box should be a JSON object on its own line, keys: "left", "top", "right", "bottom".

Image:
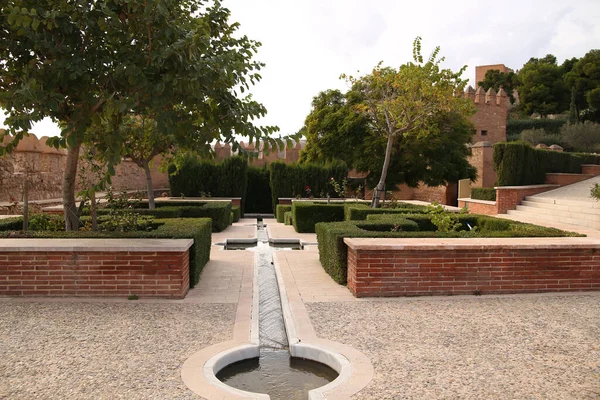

{"left": 2, "top": 0, "right": 599, "bottom": 138}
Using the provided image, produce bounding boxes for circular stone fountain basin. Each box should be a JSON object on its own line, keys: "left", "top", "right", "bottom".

{"left": 216, "top": 349, "right": 338, "bottom": 400}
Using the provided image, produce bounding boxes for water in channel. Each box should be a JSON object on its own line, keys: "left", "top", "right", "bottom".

{"left": 216, "top": 219, "right": 338, "bottom": 399}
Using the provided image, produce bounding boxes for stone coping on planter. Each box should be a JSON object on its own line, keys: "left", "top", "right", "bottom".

{"left": 457, "top": 197, "right": 496, "bottom": 205}
{"left": 344, "top": 237, "right": 600, "bottom": 251}
{"left": 0, "top": 238, "right": 193, "bottom": 252}
{"left": 494, "top": 184, "right": 559, "bottom": 190}
{"left": 155, "top": 197, "right": 240, "bottom": 202}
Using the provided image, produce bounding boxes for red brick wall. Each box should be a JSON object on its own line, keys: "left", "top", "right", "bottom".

{"left": 545, "top": 173, "right": 594, "bottom": 186}
{"left": 581, "top": 165, "right": 600, "bottom": 176}
{"left": 0, "top": 250, "right": 190, "bottom": 298}
{"left": 458, "top": 200, "right": 497, "bottom": 215}
{"left": 496, "top": 185, "right": 557, "bottom": 214}
{"left": 347, "top": 245, "right": 600, "bottom": 298}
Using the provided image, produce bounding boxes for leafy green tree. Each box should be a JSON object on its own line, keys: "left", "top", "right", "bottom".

{"left": 341, "top": 37, "right": 475, "bottom": 207}
{"left": 564, "top": 50, "right": 600, "bottom": 122}
{"left": 299, "top": 89, "right": 369, "bottom": 166}
{"left": 0, "top": 0, "right": 277, "bottom": 229}
{"left": 478, "top": 69, "right": 518, "bottom": 103}
{"left": 517, "top": 55, "right": 569, "bottom": 116}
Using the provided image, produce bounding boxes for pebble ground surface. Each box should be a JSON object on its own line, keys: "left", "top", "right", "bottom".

{"left": 0, "top": 301, "right": 235, "bottom": 399}
{"left": 306, "top": 293, "right": 600, "bottom": 400}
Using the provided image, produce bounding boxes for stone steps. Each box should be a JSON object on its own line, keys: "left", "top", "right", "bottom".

{"left": 507, "top": 195, "right": 600, "bottom": 230}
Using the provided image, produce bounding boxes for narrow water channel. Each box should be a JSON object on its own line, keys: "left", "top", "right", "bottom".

{"left": 216, "top": 219, "right": 338, "bottom": 399}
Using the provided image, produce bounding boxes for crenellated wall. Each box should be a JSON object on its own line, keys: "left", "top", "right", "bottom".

{"left": 0, "top": 131, "right": 168, "bottom": 203}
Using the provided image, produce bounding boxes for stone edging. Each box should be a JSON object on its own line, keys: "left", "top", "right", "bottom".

{"left": 0, "top": 238, "right": 194, "bottom": 252}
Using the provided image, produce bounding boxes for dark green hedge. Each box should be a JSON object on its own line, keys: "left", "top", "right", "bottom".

{"left": 292, "top": 202, "right": 345, "bottom": 233}
{"left": 507, "top": 119, "right": 567, "bottom": 137}
{"left": 168, "top": 155, "right": 248, "bottom": 203}
{"left": 95, "top": 201, "right": 231, "bottom": 232}
{"left": 246, "top": 167, "right": 272, "bottom": 214}
{"left": 494, "top": 142, "right": 599, "bottom": 186}
{"left": 0, "top": 218, "right": 212, "bottom": 288}
{"left": 0, "top": 217, "right": 23, "bottom": 230}
{"left": 232, "top": 206, "right": 241, "bottom": 223}
{"left": 471, "top": 188, "right": 497, "bottom": 201}
{"left": 269, "top": 161, "right": 348, "bottom": 213}
{"left": 316, "top": 216, "right": 580, "bottom": 284}
{"left": 284, "top": 211, "right": 293, "bottom": 225}
{"left": 344, "top": 204, "right": 428, "bottom": 221}
{"left": 362, "top": 215, "right": 420, "bottom": 232}
{"left": 276, "top": 205, "right": 292, "bottom": 223}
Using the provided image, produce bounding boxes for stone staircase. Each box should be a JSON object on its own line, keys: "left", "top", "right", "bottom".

{"left": 506, "top": 176, "right": 600, "bottom": 230}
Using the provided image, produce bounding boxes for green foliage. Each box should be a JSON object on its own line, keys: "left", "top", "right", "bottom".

{"left": 341, "top": 37, "right": 476, "bottom": 205}
{"left": 507, "top": 119, "right": 567, "bottom": 139}
{"left": 591, "top": 183, "right": 600, "bottom": 200}
{"left": 344, "top": 203, "right": 427, "bottom": 221}
{"left": 363, "top": 214, "right": 420, "bottom": 232}
{"left": 99, "top": 211, "right": 154, "bottom": 232}
{"left": 0, "top": 217, "right": 22, "bottom": 231}
{"left": 316, "top": 216, "right": 581, "bottom": 285}
{"left": 424, "top": 203, "right": 462, "bottom": 232}
{"left": 232, "top": 206, "right": 241, "bottom": 223}
{"left": 28, "top": 214, "right": 64, "bottom": 231}
{"left": 276, "top": 205, "right": 292, "bottom": 223}
{"left": 560, "top": 122, "right": 600, "bottom": 153}
{"left": 0, "top": 218, "right": 212, "bottom": 288}
{"left": 517, "top": 55, "right": 569, "bottom": 116}
{"left": 96, "top": 201, "right": 230, "bottom": 232}
{"left": 292, "top": 202, "right": 346, "bottom": 233}
{"left": 284, "top": 211, "right": 293, "bottom": 226}
{"left": 519, "top": 128, "right": 565, "bottom": 148}
{"left": 245, "top": 167, "right": 272, "bottom": 213}
{"left": 169, "top": 155, "right": 248, "bottom": 203}
{"left": 471, "top": 188, "right": 497, "bottom": 201}
{"left": 478, "top": 69, "right": 518, "bottom": 103}
{"left": 564, "top": 50, "right": 600, "bottom": 122}
{"left": 268, "top": 161, "right": 348, "bottom": 213}
{"left": 494, "top": 142, "right": 599, "bottom": 186}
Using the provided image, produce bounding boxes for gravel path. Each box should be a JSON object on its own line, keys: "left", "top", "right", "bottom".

{"left": 306, "top": 294, "right": 600, "bottom": 400}
{"left": 0, "top": 301, "right": 236, "bottom": 400}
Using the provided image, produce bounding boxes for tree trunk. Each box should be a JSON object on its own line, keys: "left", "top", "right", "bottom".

{"left": 22, "top": 178, "right": 29, "bottom": 231}
{"left": 143, "top": 161, "right": 155, "bottom": 210}
{"left": 63, "top": 141, "right": 82, "bottom": 231}
{"left": 90, "top": 189, "right": 97, "bottom": 231}
{"left": 371, "top": 134, "right": 395, "bottom": 209}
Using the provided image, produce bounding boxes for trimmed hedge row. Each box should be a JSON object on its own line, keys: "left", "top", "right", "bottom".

{"left": 316, "top": 215, "right": 580, "bottom": 284}
{"left": 344, "top": 203, "right": 427, "bottom": 221}
{"left": 284, "top": 211, "right": 293, "bottom": 225}
{"left": 0, "top": 217, "right": 22, "bottom": 230}
{"left": 507, "top": 119, "right": 567, "bottom": 137}
{"left": 269, "top": 161, "right": 348, "bottom": 213}
{"left": 276, "top": 205, "right": 292, "bottom": 223}
{"left": 0, "top": 218, "right": 212, "bottom": 288}
{"left": 232, "top": 206, "right": 241, "bottom": 223}
{"left": 96, "top": 201, "right": 232, "bottom": 232}
{"left": 168, "top": 155, "right": 248, "bottom": 206}
{"left": 493, "top": 142, "right": 599, "bottom": 186}
{"left": 471, "top": 188, "right": 496, "bottom": 201}
{"left": 292, "top": 202, "right": 346, "bottom": 233}
{"left": 246, "top": 167, "right": 272, "bottom": 213}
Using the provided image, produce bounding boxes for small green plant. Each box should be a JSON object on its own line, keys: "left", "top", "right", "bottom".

{"left": 425, "top": 202, "right": 462, "bottom": 232}
{"left": 100, "top": 211, "right": 154, "bottom": 232}
{"left": 328, "top": 177, "right": 347, "bottom": 198}
{"left": 591, "top": 183, "right": 600, "bottom": 200}
{"left": 28, "top": 214, "right": 65, "bottom": 231}
{"left": 128, "top": 294, "right": 139, "bottom": 300}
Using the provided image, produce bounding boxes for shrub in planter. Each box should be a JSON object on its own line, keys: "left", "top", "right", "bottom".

{"left": 344, "top": 204, "right": 427, "bottom": 221}
{"left": 276, "top": 204, "right": 292, "bottom": 223}
{"left": 471, "top": 188, "right": 496, "bottom": 201}
{"left": 232, "top": 206, "right": 241, "bottom": 223}
{"left": 284, "top": 211, "right": 293, "bottom": 225}
{"left": 292, "top": 202, "right": 345, "bottom": 233}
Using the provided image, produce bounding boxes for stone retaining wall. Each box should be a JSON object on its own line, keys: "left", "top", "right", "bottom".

{"left": 0, "top": 239, "right": 192, "bottom": 298}
{"left": 345, "top": 238, "right": 600, "bottom": 298}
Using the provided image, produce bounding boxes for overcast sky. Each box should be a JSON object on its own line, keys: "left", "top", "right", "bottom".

{"left": 2, "top": 0, "right": 599, "bottom": 138}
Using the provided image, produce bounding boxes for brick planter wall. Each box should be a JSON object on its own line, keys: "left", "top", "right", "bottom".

{"left": 581, "top": 164, "right": 600, "bottom": 176}
{"left": 0, "top": 239, "right": 192, "bottom": 298}
{"left": 545, "top": 173, "right": 594, "bottom": 186}
{"left": 458, "top": 199, "right": 497, "bottom": 216}
{"left": 495, "top": 185, "right": 558, "bottom": 214}
{"left": 345, "top": 238, "right": 600, "bottom": 298}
